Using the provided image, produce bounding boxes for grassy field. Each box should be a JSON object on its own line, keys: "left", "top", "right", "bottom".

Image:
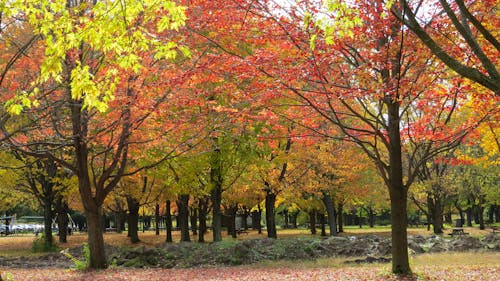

{"left": 1, "top": 253, "right": 499, "bottom": 281}
{"left": 0, "top": 226, "right": 496, "bottom": 257}
{"left": 0, "top": 227, "right": 499, "bottom": 280}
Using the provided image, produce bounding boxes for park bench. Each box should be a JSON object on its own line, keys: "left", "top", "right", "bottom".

{"left": 449, "top": 227, "right": 469, "bottom": 236}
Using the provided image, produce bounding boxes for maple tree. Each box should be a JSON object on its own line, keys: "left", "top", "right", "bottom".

{"left": 0, "top": 0, "right": 189, "bottom": 269}
{"left": 393, "top": 0, "right": 500, "bottom": 95}
{"left": 184, "top": 0, "right": 495, "bottom": 274}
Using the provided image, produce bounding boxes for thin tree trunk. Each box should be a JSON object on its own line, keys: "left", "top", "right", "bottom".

{"left": 337, "top": 203, "right": 344, "bottom": 233}
{"left": 290, "top": 210, "right": 298, "bottom": 228}
{"left": 478, "top": 198, "right": 485, "bottom": 230}
{"left": 155, "top": 204, "right": 160, "bottom": 236}
{"left": 56, "top": 199, "right": 69, "bottom": 243}
{"left": 265, "top": 189, "right": 277, "bottom": 238}
{"left": 319, "top": 213, "right": 326, "bottom": 237}
{"left": 165, "top": 200, "right": 173, "bottom": 243}
{"left": 190, "top": 207, "right": 198, "bottom": 236}
{"left": 228, "top": 205, "right": 238, "bottom": 238}
{"left": 126, "top": 197, "right": 140, "bottom": 243}
{"left": 387, "top": 99, "right": 411, "bottom": 274}
{"left": 211, "top": 186, "right": 222, "bottom": 242}
{"left": 309, "top": 210, "right": 316, "bottom": 235}
{"left": 210, "top": 144, "right": 223, "bottom": 242}
{"left": 368, "top": 207, "right": 375, "bottom": 228}
{"left": 177, "top": 194, "right": 190, "bottom": 242}
{"left": 198, "top": 197, "right": 208, "bottom": 243}
{"left": 322, "top": 192, "right": 337, "bottom": 236}
{"left": 283, "top": 209, "right": 289, "bottom": 229}
{"left": 43, "top": 197, "right": 54, "bottom": 248}
{"left": 242, "top": 207, "right": 249, "bottom": 230}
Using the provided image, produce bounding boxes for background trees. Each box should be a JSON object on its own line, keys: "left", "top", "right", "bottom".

{"left": 0, "top": 0, "right": 497, "bottom": 275}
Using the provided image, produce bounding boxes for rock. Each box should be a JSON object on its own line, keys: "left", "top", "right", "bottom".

{"left": 448, "top": 236, "right": 484, "bottom": 251}
{"left": 408, "top": 240, "right": 424, "bottom": 254}
{"left": 345, "top": 256, "right": 391, "bottom": 264}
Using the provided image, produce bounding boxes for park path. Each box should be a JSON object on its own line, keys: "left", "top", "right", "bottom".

{"left": 1, "top": 266, "right": 499, "bottom": 281}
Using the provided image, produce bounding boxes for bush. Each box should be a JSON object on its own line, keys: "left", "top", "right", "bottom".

{"left": 31, "top": 236, "right": 59, "bottom": 253}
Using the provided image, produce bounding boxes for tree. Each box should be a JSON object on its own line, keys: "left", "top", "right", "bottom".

{"left": 197, "top": 0, "right": 490, "bottom": 274}
{"left": 0, "top": 0, "right": 187, "bottom": 269}
{"left": 393, "top": 0, "right": 500, "bottom": 95}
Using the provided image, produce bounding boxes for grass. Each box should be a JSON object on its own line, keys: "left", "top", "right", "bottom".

{"left": 0, "top": 225, "right": 496, "bottom": 257}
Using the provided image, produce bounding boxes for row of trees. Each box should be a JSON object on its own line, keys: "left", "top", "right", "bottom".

{"left": 0, "top": 0, "right": 498, "bottom": 275}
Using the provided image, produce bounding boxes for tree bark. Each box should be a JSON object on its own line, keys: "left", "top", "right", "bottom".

{"left": 56, "top": 199, "right": 69, "bottom": 243}
{"left": 241, "top": 207, "right": 249, "bottom": 230}
{"left": 42, "top": 196, "right": 54, "bottom": 247}
{"left": 165, "top": 200, "right": 173, "bottom": 243}
{"left": 309, "top": 209, "right": 316, "bottom": 235}
{"left": 85, "top": 205, "right": 107, "bottom": 268}
{"left": 283, "top": 209, "right": 289, "bottom": 229}
{"left": 228, "top": 205, "right": 238, "bottom": 238}
{"left": 190, "top": 207, "right": 198, "bottom": 236}
{"left": 290, "top": 210, "right": 298, "bottom": 228}
{"left": 478, "top": 197, "right": 485, "bottom": 230}
{"left": 466, "top": 206, "right": 473, "bottom": 227}
{"left": 322, "top": 193, "right": 337, "bottom": 236}
{"left": 337, "top": 203, "right": 344, "bottom": 233}
{"left": 210, "top": 146, "right": 223, "bottom": 242}
{"left": 198, "top": 197, "right": 209, "bottom": 243}
{"left": 177, "top": 194, "right": 190, "bottom": 242}
{"left": 155, "top": 204, "right": 160, "bottom": 236}
{"left": 265, "top": 189, "right": 277, "bottom": 238}
{"left": 428, "top": 192, "right": 444, "bottom": 234}
{"left": 387, "top": 99, "right": 411, "bottom": 274}
{"left": 211, "top": 186, "right": 222, "bottom": 242}
{"left": 126, "top": 196, "right": 140, "bottom": 243}
{"left": 367, "top": 207, "right": 375, "bottom": 228}
{"left": 319, "top": 213, "right": 326, "bottom": 237}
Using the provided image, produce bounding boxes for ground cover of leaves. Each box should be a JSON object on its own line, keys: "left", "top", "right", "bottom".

{"left": 1, "top": 265, "right": 499, "bottom": 281}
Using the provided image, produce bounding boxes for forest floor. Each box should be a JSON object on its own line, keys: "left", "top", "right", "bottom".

{"left": 0, "top": 227, "right": 499, "bottom": 280}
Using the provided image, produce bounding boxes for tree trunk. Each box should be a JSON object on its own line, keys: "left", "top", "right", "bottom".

{"left": 455, "top": 201, "right": 464, "bottom": 226}
{"left": 211, "top": 186, "right": 222, "bottom": 242}
{"left": 429, "top": 193, "right": 444, "bottom": 234}
{"left": 85, "top": 206, "right": 107, "bottom": 269}
{"left": 283, "top": 209, "right": 289, "bottom": 229}
{"left": 290, "top": 210, "right": 298, "bottom": 228}
{"left": 478, "top": 197, "right": 485, "bottom": 230}
{"left": 265, "top": 189, "right": 277, "bottom": 238}
{"left": 242, "top": 207, "right": 249, "bottom": 230}
{"left": 309, "top": 210, "right": 316, "bottom": 235}
{"left": 337, "top": 203, "right": 344, "bottom": 233}
{"left": 488, "top": 205, "right": 494, "bottom": 224}
{"left": 444, "top": 211, "right": 452, "bottom": 225}
{"left": 466, "top": 207, "right": 473, "bottom": 227}
{"left": 198, "top": 197, "right": 209, "bottom": 243}
{"left": 252, "top": 204, "right": 263, "bottom": 234}
{"left": 368, "top": 207, "right": 375, "bottom": 228}
{"left": 155, "top": 204, "right": 160, "bottom": 236}
{"left": 228, "top": 205, "right": 238, "bottom": 238}
{"left": 387, "top": 99, "right": 411, "bottom": 275}
{"left": 190, "top": 207, "right": 198, "bottom": 236}
{"left": 322, "top": 193, "right": 337, "bottom": 236}
{"left": 177, "top": 194, "right": 190, "bottom": 242}
{"left": 319, "top": 213, "right": 326, "bottom": 236}
{"left": 42, "top": 197, "right": 54, "bottom": 248}
{"left": 116, "top": 211, "right": 125, "bottom": 234}
{"left": 389, "top": 186, "right": 410, "bottom": 274}
{"left": 126, "top": 197, "right": 140, "bottom": 243}
{"left": 165, "top": 200, "right": 173, "bottom": 243}
{"left": 56, "top": 200, "right": 69, "bottom": 243}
